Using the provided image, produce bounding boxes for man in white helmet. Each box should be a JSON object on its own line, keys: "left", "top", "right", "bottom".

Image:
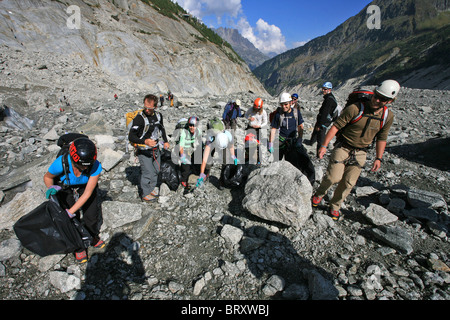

{"left": 312, "top": 80, "right": 400, "bottom": 221}
{"left": 196, "top": 118, "right": 238, "bottom": 189}
{"left": 268, "top": 92, "right": 315, "bottom": 185}
{"left": 268, "top": 92, "right": 304, "bottom": 158}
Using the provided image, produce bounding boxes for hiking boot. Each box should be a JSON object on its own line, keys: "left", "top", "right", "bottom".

{"left": 142, "top": 190, "right": 159, "bottom": 202}
{"left": 311, "top": 195, "right": 322, "bottom": 207}
{"left": 92, "top": 238, "right": 105, "bottom": 249}
{"left": 142, "top": 194, "right": 157, "bottom": 202}
{"left": 329, "top": 209, "right": 341, "bottom": 221}
{"left": 75, "top": 250, "right": 88, "bottom": 264}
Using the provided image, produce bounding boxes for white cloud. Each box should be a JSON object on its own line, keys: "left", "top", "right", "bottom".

{"left": 174, "top": 0, "right": 287, "bottom": 55}
{"left": 237, "top": 17, "right": 287, "bottom": 55}
{"left": 175, "top": 0, "right": 242, "bottom": 20}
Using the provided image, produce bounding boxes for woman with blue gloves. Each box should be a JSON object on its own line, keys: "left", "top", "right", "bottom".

{"left": 196, "top": 118, "right": 238, "bottom": 190}
{"left": 43, "top": 137, "right": 105, "bottom": 263}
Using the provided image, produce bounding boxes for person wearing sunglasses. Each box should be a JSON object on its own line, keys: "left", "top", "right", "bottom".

{"left": 178, "top": 116, "right": 202, "bottom": 189}
{"left": 306, "top": 82, "right": 338, "bottom": 157}
{"left": 312, "top": 80, "right": 400, "bottom": 221}
{"left": 128, "top": 94, "right": 170, "bottom": 202}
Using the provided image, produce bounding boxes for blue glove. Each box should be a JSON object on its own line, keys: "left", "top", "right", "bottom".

{"left": 46, "top": 185, "right": 61, "bottom": 199}
{"left": 180, "top": 153, "right": 188, "bottom": 164}
{"left": 196, "top": 173, "right": 207, "bottom": 188}
{"left": 268, "top": 142, "right": 274, "bottom": 154}
{"left": 231, "top": 155, "right": 240, "bottom": 165}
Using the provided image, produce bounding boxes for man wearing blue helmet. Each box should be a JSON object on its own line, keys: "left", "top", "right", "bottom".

{"left": 291, "top": 93, "right": 301, "bottom": 111}
{"left": 306, "top": 81, "right": 338, "bottom": 157}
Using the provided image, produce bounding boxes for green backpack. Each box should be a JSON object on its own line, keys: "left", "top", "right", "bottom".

{"left": 207, "top": 117, "right": 225, "bottom": 131}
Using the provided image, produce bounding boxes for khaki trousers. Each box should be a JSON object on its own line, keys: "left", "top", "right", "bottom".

{"left": 315, "top": 146, "right": 367, "bottom": 211}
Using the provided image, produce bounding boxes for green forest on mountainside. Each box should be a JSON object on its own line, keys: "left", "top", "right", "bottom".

{"left": 141, "top": 0, "right": 243, "bottom": 64}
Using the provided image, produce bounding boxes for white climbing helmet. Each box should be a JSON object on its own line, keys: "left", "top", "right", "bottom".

{"left": 216, "top": 132, "right": 230, "bottom": 150}
{"left": 375, "top": 80, "right": 400, "bottom": 99}
{"left": 279, "top": 92, "right": 292, "bottom": 104}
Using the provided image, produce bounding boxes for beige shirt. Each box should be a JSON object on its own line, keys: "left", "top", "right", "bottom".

{"left": 334, "top": 103, "right": 394, "bottom": 148}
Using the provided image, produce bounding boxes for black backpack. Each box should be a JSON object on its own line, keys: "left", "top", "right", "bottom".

{"left": 345, "top": 89, "right": 373, "bottom": 108}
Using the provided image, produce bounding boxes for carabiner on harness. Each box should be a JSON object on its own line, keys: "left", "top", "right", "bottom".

{"left": 333, "top": 149, "right": 363, "bottom": 168}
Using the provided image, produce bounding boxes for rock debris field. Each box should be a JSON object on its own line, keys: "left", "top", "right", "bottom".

{"left": 0, "top": 46, "right": 449, "bottom": 301}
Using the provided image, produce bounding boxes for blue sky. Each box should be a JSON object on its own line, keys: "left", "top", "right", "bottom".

{"left": 173, "top": 0, "right": 372, "bottom": 55}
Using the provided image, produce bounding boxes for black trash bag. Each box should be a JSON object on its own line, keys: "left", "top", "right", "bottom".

{"left": 160, "top": 149, "right": 181, "bottom": 191}
{"left": 222, "top": 164, "right": 246, "bottom": 188}
{"left": 13, "top": 195, "right": 89, "bottom": 257}
{"left": 285, "top": 143, "right": 315, "bottom": 186}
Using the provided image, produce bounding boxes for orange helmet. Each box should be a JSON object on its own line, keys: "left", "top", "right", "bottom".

{"left": 253, "top": 98, "right": 263, "bottom": 109}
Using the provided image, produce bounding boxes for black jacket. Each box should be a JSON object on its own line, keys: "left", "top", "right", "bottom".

{"left": 315, "top": 93, "right": 337, "bottom": 128}
{"left": 128, "top": 111, "right": 168, "bottom": 145}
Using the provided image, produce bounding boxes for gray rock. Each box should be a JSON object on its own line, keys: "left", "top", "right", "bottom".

{"left": 242, "top": 160, "right": 313, "bottom": 229}
{"left": 303, "top": 269, "right": 339, "bottom": 300}
{"left": 239, "top": 236, "right": 265, "bottom": 253}
{"left": 407, "top": 188, "right": 447, "bottom": 210}
{"left": 98, "top": 148, "right": 124, "bottom": 172}
{"left": 220, "top": 224, "right": 244, "bottom": 245}
{"left": 404, "top": 207, "right": 439, "bottom": 222}
{"left": 387, "top": 198, "right": 406, "bottom": 214}
{"left": 0, "top": 188, "right": 45, "bottom": 231}
{"left": 367, "top": 225, "right": 414, "bottom": 255}
{"left": 262, "top": 274, "right": 285, "bottom": 296}
{"left": 363, "top": 203, "right": 399, "bottom": 226}
{"left": 101, "top": 201, "right": 143, "bottom": 229}
{"left": 0, "top": 238, "right": 22, "bottom": 261}
{"left": 49, "top": 271, "right": 81, "bottom": 293}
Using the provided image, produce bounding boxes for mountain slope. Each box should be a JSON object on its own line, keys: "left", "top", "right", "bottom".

{"left": 0, "top": 0, "right": 268, "bottom": 99}
{"left": 214, "top": 27, "right": 270, "bottom": 70}
{"left": 253, "top": 0, "right": 450, "bottom": 95}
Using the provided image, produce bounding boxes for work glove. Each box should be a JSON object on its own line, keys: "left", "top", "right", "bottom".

{"left": 66, "top": 209, "right": 76, "bottom": 219}
{"left": 196, "top": 173, "right": 207, "bottom": 188}
{"left": 45, "top": 185, "right": 61, "bottom": 199}
{"left": 231, "top": 155, "right": 239, "bottom": 165}
{"left": 180, "top": 153, "right": 191, "bottom": 165}
{"left": 268, "top": 142, "right": 274, "bottom": 154}
{"left": 180, "top": 153, "right": 187, "bottom": 164}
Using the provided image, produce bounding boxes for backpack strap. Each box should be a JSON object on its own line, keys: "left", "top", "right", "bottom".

{"left": 138, "top": 112, "right": 150, "bottom": 140}
{"left": 61, "top": 152, "right": 71, "bottom": 188}
{"left": 350, "top": 102, "right": 366, "bottom": 124}
{"left": 380, "top": 106, "right": 389, "bottom": 129}
{"left": 279, "top": 108, "right": 299, "bottom": 132}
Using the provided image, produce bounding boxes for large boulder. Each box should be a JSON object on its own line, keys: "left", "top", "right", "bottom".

{"left": 242, "top": 160, "right": 313, "bottom": 230}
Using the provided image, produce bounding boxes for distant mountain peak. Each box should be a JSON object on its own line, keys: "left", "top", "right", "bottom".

{"left": 253, "top": 0, "right": 450, "bottom": 94}
{"left": 214, "top": 27, "right": 270, "bottom": 70}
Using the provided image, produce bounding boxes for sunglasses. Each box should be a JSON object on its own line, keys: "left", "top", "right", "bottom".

{"left": 374, "top": 93, "right": 390, "bottom": 102}
{"left": 74, "top": 163, "right": 89, "bottom": 172}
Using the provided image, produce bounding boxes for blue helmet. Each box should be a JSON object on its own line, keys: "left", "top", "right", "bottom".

{"left": 291, "top": 93, "right": 299, "bottom": 99}
{"left": 322, "top": 82, "right": 333, "bottom": 89}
